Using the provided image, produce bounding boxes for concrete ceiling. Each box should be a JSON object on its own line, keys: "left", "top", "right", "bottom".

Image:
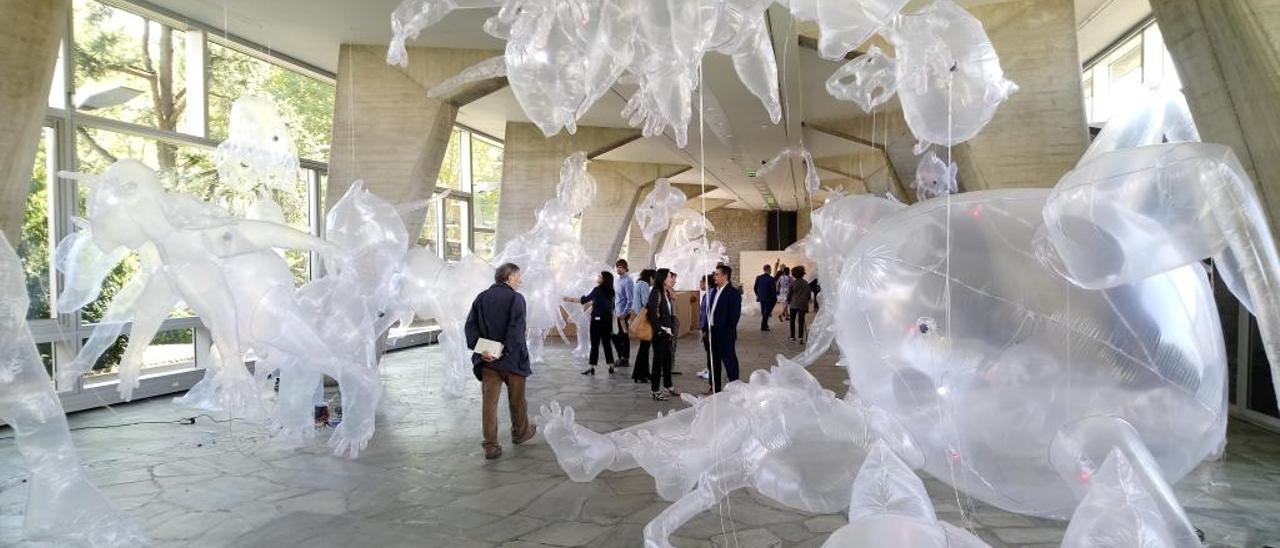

{"left": 145, "top": 0, "right": 1149, "bottom": 210}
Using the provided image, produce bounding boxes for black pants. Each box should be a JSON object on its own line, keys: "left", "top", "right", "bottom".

{"left": 701, "top": 329, "right": 711, "bottom": 374}
{"left": 709, "top": 332, "right": 739, "bottom": 393}
{"left": 760, "top": 301, "right": 775, "bottom": 329}
{"left": 588, "top": 317, "right": 615, "bottom": 365}
{"left": 651, "top": 336, "right": 674, "bottom": 392}
{"left": 612, "top": 316, "right": 630, "bottom": 362}
{"left": 789, "top": 308, "right": 807, "bottom": 340}
{"left": 632, "top": 340, "right": 651, "bottom": 381}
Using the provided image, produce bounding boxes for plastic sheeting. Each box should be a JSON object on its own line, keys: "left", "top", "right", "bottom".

{"left": 0, "top": 234, "right": 149, "bottom": 547}
{"left": 634, "top": 179, "right": 688, "bottom": 243}
{"left": 654, "top": 209, "right": 728, "bottom": 291}
{"left": 213, "top": 95, "right": 300, "bottom": 193}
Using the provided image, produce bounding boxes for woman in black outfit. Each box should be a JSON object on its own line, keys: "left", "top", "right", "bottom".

{"left": 565, "top": 271, "right": 616, "bottom": 374}
{"left": 631, "top": 269, "right": 656, "bottom": 384}
{"left": 647, "top": 269, "right": 678, "bottom": 400}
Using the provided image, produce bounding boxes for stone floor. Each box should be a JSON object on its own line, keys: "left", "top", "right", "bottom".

{"left": 2, "top": 321, "right": 1280, "bottom": 548}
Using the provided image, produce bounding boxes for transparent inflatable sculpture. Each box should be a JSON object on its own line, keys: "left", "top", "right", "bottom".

{"left": 1060, "top": 449, "right": 1192, "bottom": 548}
{"left": 912, "top": 149, "right": 958, "bottom": 201}
{"left": 495, "top": 152, "right": 602, "bottom": 363}
{"left": 654, "top": 209, "right": 728, "bottom": 291}
{"left": 401, "top": 246, "right": 494, "bottom": 397}
{"left": 823, "top": 442, "right": 990, "bottom": 548}
{"left": 55, "top": 161, "right": 398, "bottom": 458}
{"left": 825, "top": 45, "right": 898, "bottom": 113}
{"left": 758, "top": 146, "right": 823, "bottom": 196}
{"left": 814, "top": 0, "right": 909, "bottom": 62}
{"left": 634, "top": 179, "right": 688, "bottom": 243}
{"left": 792, "top": 193, "right": 904, "bottom": 366}
{"left": 213, "top": 95, "right": 300, "bottom": 193}
{"left": 1079, "top": 86, "right": 1200, "bottom": 164}
{"left": 538, "top": 359, "right": 923, "bottom": 548}
{"left": 0, "top": 234, "right": 148, "bottom": 547}
{"left": 829, "top": 143, "right": 1280, "bottom": 542}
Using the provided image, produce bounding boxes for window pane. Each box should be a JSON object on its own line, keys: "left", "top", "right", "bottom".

{"left": 445, "top": 198, "right": 465, "bottom": 261}
{"left": 83, "top": 327, "right": 195, "bottom": 382}
{"left": 419, "top": 201, "right": 439, "bottom": 250}
{"left": 437, "top": 129, "right": 463, "bottom": 191}
{"left": 73, "top": 0, "right": 188, "bottom": 131}
{"left": 37, "top": 342, "right": 54, "bottom": 381}
{"left": 471, "top": 134, "right": 502, "bottom": 229}
{"left": 208, "top": 42, "right": 335, "bottom": 162}
{"left": 474, "top": 231, "right": 495, "bottom": 261}
{"left": 20, "top": 129, "right": 54, "bottom": 320}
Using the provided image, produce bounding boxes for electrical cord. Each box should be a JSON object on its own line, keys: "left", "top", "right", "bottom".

{"left": 0, "top": 414, "right": 233, "bottom": 441}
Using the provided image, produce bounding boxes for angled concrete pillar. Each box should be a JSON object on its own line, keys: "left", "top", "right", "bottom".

{"left": 580, "top": 161, "right": 688, "bottom": 264}
{"left": 1152, "top": 0, "right": 1280, "bottom": 235}
{"left": 494, "top": 122, "right": 641, "bottom": 250}
{"left": 0, "top": 0, "right": 66, "bottom": 245}
{"left": 327, "top": 44, "right": 503, "bottom": 239}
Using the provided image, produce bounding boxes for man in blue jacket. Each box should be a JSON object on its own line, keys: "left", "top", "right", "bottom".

{"left": 465, "top": 263, "right": 535, "bottom": 459}
{"left": 753, "top": 264, "right": 777, "bottom": 331}
{"left": 708, "top": 263, "right": 742, "bottom": 393}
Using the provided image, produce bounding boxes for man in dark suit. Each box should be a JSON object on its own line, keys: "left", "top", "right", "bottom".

{"left": 707, "top": 263, "right": 742, "bottom": 393}
{"left": 753, "top": 264, "right": 777, "bottom": 331}
{"left": 465, "top": 262, "right": 535, "bottom": 459}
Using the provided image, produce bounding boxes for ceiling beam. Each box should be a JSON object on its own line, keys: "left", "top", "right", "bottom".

{"left": 803, "top": 121, "right": 909, "bottom": 201}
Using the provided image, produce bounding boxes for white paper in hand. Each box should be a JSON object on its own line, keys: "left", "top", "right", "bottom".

{"left": 474, "top": 337, "right": 504, "bottom": 357}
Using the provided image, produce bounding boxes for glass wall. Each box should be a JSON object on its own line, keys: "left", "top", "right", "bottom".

{"left": 420, "top": 126, "right": 503, "bottom": 262}
{"left": 1081, "top": 22, "right": 1181, "bottom": 125}
{"left": 22, "top": 0, "right": 335, "bottom": 408}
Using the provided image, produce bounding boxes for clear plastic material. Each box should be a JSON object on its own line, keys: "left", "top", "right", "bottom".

{"left": 757, "top": 147, "right": 823, "bottom": 196}
{"left": 824, "top": 442, "right": 991, "bottom": 548}
{"left": 538, "top": 359, "right": 924, "bottom": 548}
{"left": 1080, "top": 87, "right": 1200, "bottom": 164}
{"left": 826, "top": 46, "right": 898, "bottom": 113}
{"left": 387, "top": 0, "right": 502, "bottom": 67}
{"left": 495, "top": 152, "right": 603, "bottom": 363}
{"left": 833, "top": 186, "right": 1228, "bottom": 520}
{"left": 0, "top": 234, "right": 149, "bottom": 547}
{"left": 425, "top": 55, "right": 506, "bottom": 99}
{"left": 890, "top": 0, "right": 1018, "bottom": 147}
{"left": 213, "top": 95, "right": 300, "bottom": 193}
{"left": 816, "top": 0, "right": 909, "bottom": 61}
{"left": 401, "top": 247, "right": 493, "bottom": 396}
{"left": 52, "top": 220, "right": 127, "bottom": 313}
{"left": 1061, "top": 449, "right": 1189, "bottom": 548}
{"left": 654, "top": 209, "right": 728, "bottom": 290}
{"left": 912, "top": 149, "right": 957, "bottom": 201}
{"left": 635, "top": 178, "right": 688, "bottom": 243}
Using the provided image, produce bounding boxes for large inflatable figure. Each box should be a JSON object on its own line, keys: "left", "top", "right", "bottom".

{"left": 0, "top": 234, "right": 148, "bottom": 547}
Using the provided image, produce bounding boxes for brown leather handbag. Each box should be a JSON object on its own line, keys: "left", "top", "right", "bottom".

{"left": 628, "top": 307, "right": 653, "bottom": 341}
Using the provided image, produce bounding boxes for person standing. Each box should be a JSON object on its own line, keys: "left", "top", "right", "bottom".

{"left": 631, "top": 269, "right": 655, "bottom": 384}
{"left": 810, "top": 276, "right": 822, "bottom": 312}
{"left": 648, "top": 269, "right": 678, "bottom": 401}
{"left": 465, "top": 263, "right": 535, "bottom": 460}
{"left": 697, "top": 273, "right": 714, "bottom": 382}
{"left": 775, "top": 264, "right": 792, "bottom": 323}
{"left": 708, "top": 264, "right": 742, "bottom": 393}
{"left": 612, "top": 259, "right": 634, "bottom": 368}
{"left": 564, "top": 271, "right": 616, "bottom": 375}
{"left": 753, "top": 264, "right": 777, "bottom": 331}
{"left": 788, "top": 265, "right": 812, "bottom": 344}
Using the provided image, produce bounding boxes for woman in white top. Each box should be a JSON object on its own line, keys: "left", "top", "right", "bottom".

{"left": 776, "top": 265, "right": 793, "bottom": 320}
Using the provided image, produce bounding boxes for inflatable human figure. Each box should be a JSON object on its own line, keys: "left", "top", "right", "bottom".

{"left": 822, "top": 442, "right": 991, "bottom": 548}
{"left": 653, "top": 209, "right": 728, "bottom": 291}
{"left": 634, "top": 179, "right": 688, "bottom": 243}
{"left": 0, "top": 234, "right": 148, "bottom": 547}
{"left": 495, "top": 152, "right": 602, "bottom": 364}
{"left": 538, "top": 358, "right": 923, "bottom": 548}
{"left": 401, "top": 246, "right": 494, "bottom": 397}
{"left": 55, "top": 160, "right": 392, "bottom": 457}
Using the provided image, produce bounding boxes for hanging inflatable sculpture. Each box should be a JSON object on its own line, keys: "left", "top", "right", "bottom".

{"left": 495, "top": 152, "right": 603, "bottom": 364}
{"left": 0, "top": 234, "right": 149, "bottom": 548}
{"left": 634, "top": 179, "right": 688, "bottom": 243}
{"left": 653, "top": 209, "right": 728, "bottom": 291}
{"left": 214, "top": 95, "right": 300, "bottom": 193}
{"left": 912, "top": 149, "right": 958, "bottom": 201}
{"left": 401, "top": 245, "right": 494, "bottom": 397}
{"left": 825, "top": 45, "right": 898, "bottom": 113}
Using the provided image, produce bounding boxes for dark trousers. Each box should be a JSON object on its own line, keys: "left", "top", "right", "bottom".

{"left": 612, "top": 315, "right": 630, "bottom": 362}
{"left": 480, "top": 367, "right": 529, "bottom": 450}
{"left": 651, "top": 336, "right": 674, "bottom": 392}
{"left": 790, "top": 309, "right": 807, "bottom": 340}
{"left": 588, "top": 317, "right": 615, "bottom": 365}
{"left": 709, "top": 332, "right": 739, "bottom": 393}
{"left": 701, "top": 329, "right": 711, "bottom": 373}
{"left": 760, "top": 301, "right": 775, "bottom": 329}
{"left": 632, "top": 340, "right": 651, "bottom": 381}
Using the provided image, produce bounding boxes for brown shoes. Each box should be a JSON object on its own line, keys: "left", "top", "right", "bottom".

{"left": 513, "top": 425, "right": 537, "bottom": 445}
{"left": 484, "top": 446, "right": 503, "bottom": 460}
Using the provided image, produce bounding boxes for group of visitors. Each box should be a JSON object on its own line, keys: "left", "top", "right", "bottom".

{"left": 753, "top": 261, "right": 819, "bottom": 343}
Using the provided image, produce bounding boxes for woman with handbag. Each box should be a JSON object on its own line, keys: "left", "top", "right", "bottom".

{"left": 630, "top": 269, "right": 655, "bottom": 384}
{"left": 647, "top": 269, "right": 679, "bottom": 400}
{"left": 563, "top": 271, "right": 616, "bottom": 375}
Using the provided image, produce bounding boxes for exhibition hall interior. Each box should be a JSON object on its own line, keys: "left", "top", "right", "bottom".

{"left": 2, "top": 0, "right": 1280, "bottom": 546}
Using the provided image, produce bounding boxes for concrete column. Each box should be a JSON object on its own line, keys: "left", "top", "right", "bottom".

{"left": 327, "top": 45, "right": 503, "bottom": 239}
{"left": 580, "top": 161, "right": 688, "bottom": 264}
{"left": 494, "top": 122, "right": 641, "bottom": 250}
{"left": 1152, "top": 0, "right": 1280, "bottom": 235}
{"left": 0, "top": 0, "right": 66, "bottom": 245}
